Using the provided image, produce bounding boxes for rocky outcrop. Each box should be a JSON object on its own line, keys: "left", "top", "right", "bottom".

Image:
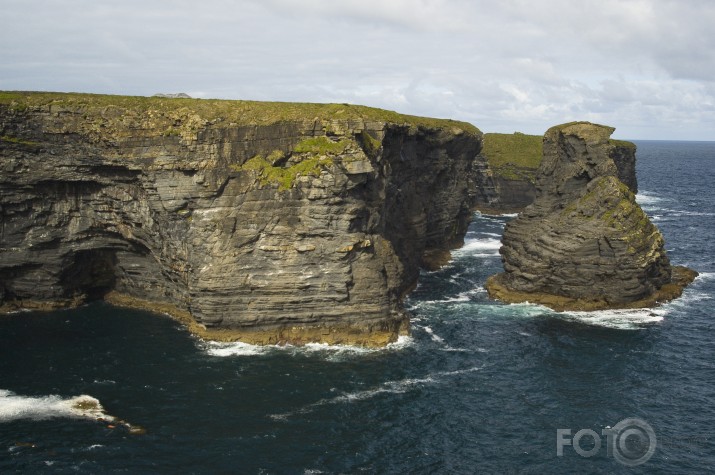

{"left": 0, "top": 92, "right": 487, "bottom": 346}
{"left": 486, "top": 122, "right": 696, "bottom": 311}
{"left": 476, "top": 132, "right": 638, "bottom": 214}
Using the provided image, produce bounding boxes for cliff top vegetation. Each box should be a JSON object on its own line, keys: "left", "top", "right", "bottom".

{"left": 0, "top": 91, "right": 480, "bottom": 136}
{"left": 482, "top": 131, "right": 635, "bottom": 182}
{"left": 481, "top": 132, "right": 543, "bottom": 182}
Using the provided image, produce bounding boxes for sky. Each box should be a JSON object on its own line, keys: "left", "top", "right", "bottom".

{"left": 2, "top": 0, "right": 715, "bottom": 140}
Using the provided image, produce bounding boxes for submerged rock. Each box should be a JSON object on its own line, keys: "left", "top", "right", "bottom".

{"left": 486, "top": 122, "right": 697, "bottom": 311}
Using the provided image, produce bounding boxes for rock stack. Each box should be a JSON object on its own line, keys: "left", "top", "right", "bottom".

{"left": 486, "top": 122, "right": 697, "bottom": 311}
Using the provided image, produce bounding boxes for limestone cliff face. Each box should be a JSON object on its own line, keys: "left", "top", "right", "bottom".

{"left": 486, "top": 122, "right": 695, "bottom": 311}
{"left": 0, "top": 92, "right": 487, "bottom": 346}
{"left": 476, "top": 132, "right": 637, "bottom": 214}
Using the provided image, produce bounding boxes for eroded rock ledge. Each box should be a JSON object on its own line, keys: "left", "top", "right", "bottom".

{"left": 486, "top": 122, "right": 697, "bottom": 311}
{"left": 0, "top": 92, "right": 491, "bottom": 346}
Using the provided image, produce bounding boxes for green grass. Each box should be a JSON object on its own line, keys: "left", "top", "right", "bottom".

{"left": 0, "top": 91, "right": 480, "bottom": 135}
{"left": 609, "top": 138, "right": 636, "bottom": 150}
{"left": 293, "top": 136, "right": 351, "bottom": 154}
{"left": 481, "top": 132, "right": 543, "bottom": 181}
{"left": 236, "top": 154, "right": 334, "bottom": 190}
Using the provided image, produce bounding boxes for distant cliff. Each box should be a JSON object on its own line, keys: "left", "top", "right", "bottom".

{"left": 0, "top": 92, "right": 492, "bottom": 346}
{"left": 477, "top": 132, "right": 637, "bottom": 213}
{"left": 486, "top": 122, "right": 695, "bottom": 310}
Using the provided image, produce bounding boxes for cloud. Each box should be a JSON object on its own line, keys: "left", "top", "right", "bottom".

{"left": 1, "top": 0, "right": 714, "bottom": 139}
{"left": 261, "top": 0, "right": 474, "bottom": 32}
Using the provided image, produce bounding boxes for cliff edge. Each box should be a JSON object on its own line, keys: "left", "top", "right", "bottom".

{"left": 486, "top": 122, "right": 696, "bottom": 311}
{"left": 0, "top": 92, "right": 491, "bottom": 346}
{"left": 477, "top": 131, "right": 637, "bottom": 214}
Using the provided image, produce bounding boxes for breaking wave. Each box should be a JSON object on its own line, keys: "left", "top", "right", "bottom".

{"left": 454, "top": 237, "right": 501, "bottom": 258}
{"left": 202, "top": 335, "right": 414, "bottom": 359}
{"left": 484, "top": 301, "right": 669, "bottom": 330}
{"left": 0, "top": 389, "right": 143, "bottom": 434}
{"left": 0, "top": 390, "right": 110, "bottom": 422}
{"left": 559, "top": 307, "right": 667, "bottom": 330}
{"left": 636, "top": 190, "right": 666, "bottom": 206}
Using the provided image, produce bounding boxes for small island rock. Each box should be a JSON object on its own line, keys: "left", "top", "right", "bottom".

{"left": 486, "top": 121, "right": 697, "bottom": 311}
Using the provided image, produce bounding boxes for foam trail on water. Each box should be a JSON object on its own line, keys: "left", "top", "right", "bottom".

{"left": 560, "top": 308, "right": 667, "bottom": 330}
{"left": 270, "top": 366, "right": 483, "bottom": 420}
{"left": 486, "top": 301, "right": 668, "bottom": 330}
{"left": 422, "top": 326, "right": 445, "bottom": 344}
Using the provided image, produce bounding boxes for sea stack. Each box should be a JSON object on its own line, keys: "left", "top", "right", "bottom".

{"left": 486, "top": 121, "right": 697, "bottom": 311}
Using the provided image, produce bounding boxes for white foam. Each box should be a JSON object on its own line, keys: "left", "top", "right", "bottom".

{"left": 561, "top": 308, "right": 667, "bottom": 330}
{"left": 666, "top": 290, "right": 712, "bottom": 308}
{"left": 421, "top": 326, "right": 445, "bottom": 344}
{"left": 503, "top": 301, "right": 553, "bottom": 316}
{"left": 203, "top": 334, "right": 414, "bottom": 358}
{"left": 487, "top": 301, "right": 668, "bottom": 330}
{"left": 435, "top": 366, "right": 483, "bottom": 376}
{"left": 455, "top": 238, "right": 502, "bottom": 257}
{"left": 696, "top": 272, "right": 715, "bottom": 281}
{"left": 387, "top": 335, "right": 415, "bottom": 351}
{"left": 0, "top": 391, "right": 112, "bottom": 423}
{"left": 645, "top": 207, "right": 715, "bottom": 218}
{"left": 204, "top": 341, "right": 276, "bottom": 357}
{"left": 440, "top": 347, "right": 471, "bottom": 352}
{"left": 460, "top": 287, "right": 486, "bottom": 297}
{"left": 460, "top": 238, "right": 502, "bottom": 251}
{"left": 478, "top": 212, "right": 518, "bottom": 218}
{"left": 636, "top": 191, "right": 666, "bottom": 205}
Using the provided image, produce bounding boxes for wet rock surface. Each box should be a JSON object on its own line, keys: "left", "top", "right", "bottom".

{"left": 486, "top": 122, "right": 696, "bottom": 310}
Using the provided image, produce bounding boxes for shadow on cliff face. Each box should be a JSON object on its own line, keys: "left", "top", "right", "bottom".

{"left": 59, "top": 249, "right": 118, "bottom": 302}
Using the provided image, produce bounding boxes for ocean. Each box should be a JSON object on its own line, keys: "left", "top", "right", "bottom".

{"left": 1, "top": 140, "right": 713, "bottom": 474}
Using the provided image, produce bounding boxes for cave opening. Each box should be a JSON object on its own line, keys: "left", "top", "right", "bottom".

{"left": 60, "top": 249, "right": 118, "bottom": 302}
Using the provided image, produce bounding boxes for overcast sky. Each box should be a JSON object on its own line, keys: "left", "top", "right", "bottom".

{"left": 2, "top": 0, "right": 715, "bottom": 140}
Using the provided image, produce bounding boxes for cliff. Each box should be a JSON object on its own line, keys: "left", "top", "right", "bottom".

{"left": 0, "top": 92, "right": 491, "bottom": 346}
{"left": 477, "top": 131, "right": 637, "bottom": 213}
{"left": 486, "top": 122, "right": 696, "bottom": 311}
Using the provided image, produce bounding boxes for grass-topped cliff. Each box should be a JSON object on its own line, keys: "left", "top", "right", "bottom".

{"left": 481, "top": 132, "right": 542, "bottom": 182}
{"left": 0, "top": 90, "right": 487, "bottom": 347}
{"left": 481, "top": 131, "right": 636, "bottom": 183}
{"left": 478, "top": 129, "right": 637, "bottom": 213}
{"left": 0, "top": 91, "right": 480, "bottom": 138}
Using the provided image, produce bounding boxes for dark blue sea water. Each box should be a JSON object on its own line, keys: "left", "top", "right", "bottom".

{"left": 1, "top": 141, "right": 714, "bottom": 474}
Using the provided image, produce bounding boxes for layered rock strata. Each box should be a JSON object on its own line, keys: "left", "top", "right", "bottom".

{"left": 476, "top": 132, "right": 638, "bottom": 214}
{"left": 486, "top": 122, "right": 696, "bottom": 311}
{"left": 0, "top": 92, "right": 489, "bottom": 346}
